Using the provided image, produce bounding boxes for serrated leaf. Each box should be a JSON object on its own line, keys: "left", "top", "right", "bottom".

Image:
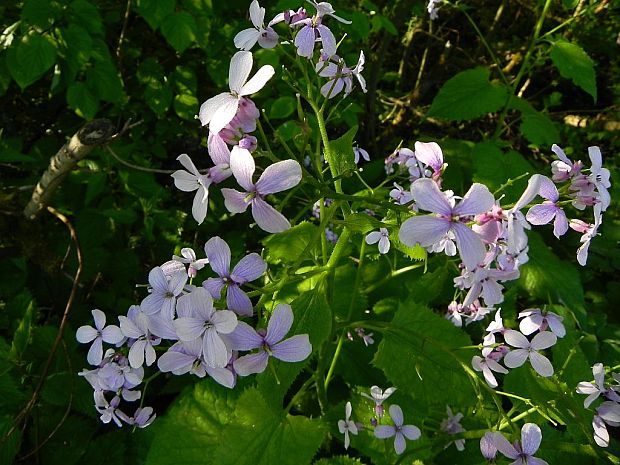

{"left": 428, "top": 67, "right": 508, "bottom": 121}
{"left": 472, "top": 141, "right": 534, "bottom": 203}
{"left": 263, "top": 221, "right": 321, "bottom": 265}
{"left": 137, "top": 0, "right": 176, "bottom": 29}
{"left": 339, "top": 212, "right": 383, "bottom": 234}
{"left": 160, "top": 12, "right": 197, "bottom": 53}
{"left": 269, "top": 96, "right": 295, "bottom": 119}
{"left": 550, "top": 40, "right": 597, "bottom": 101}
{"left": 6, "top": 33, "right": 57, "bottom": 89}
{"left": 391, "top": 235, "right": 426, "bottom": 261}
{"left": 328, "top": 126, "right": 357, "bottom": 176}
{"left": 519, "top": 232, "right": 586, "bottom": 326}
{"left": 86, "top": 59, "right": 125, "bottom": 103}
{"left": 146, "top": 381, "right": 240, "bottom": 465}
{"left": 212, "top": 388, "right": 325, "bottom": 465}
{"left": 67, "top": 82, "right": 99, "bottom": 119}
{"left": 373, "top": 301, "right": 476, "bottom": 406}
{"left": 509, "top": 98, "right": 560, "bottom": 147}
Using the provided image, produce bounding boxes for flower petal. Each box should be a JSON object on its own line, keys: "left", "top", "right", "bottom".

{"left": 294, "top": 25, "right": 316, "bottom": 58}
{"left": 520, "top": 423, "right": 542, "bottom": 456}
{"left": 76, "top": 325, "right": 98, "bottom": 344}
{"left": 239, "top": 64, "right": 275, "bottom": 96}
{"left": 410, "top": 178, "right": 452, "bottom": 215}
{"left": 531, "top": 331, "right": 557, "bottom": 350}
{"left": 251, "top": 198, "right": 291, "bottom": 233}
{"left": 504, "top": 329, "right": 530, "bottom": 349}
{"left": 491, "top": 432, "right": 519, "bottom": 459}
{"left": 374, "top": 425, "right": 395, "bottom": 439}
{"left": 157, "top": 349, "right": 194, "bottom": 374}
{"left": 191, "top": 187, "right": 209, "bottom": 224}
{"left": 211, "top": 309, "right": 238, "bottom": 334}
{"left": 399, "top": 216, "right": 450, "bottom": 248}
{"left": 207, "top": 132, "right": 231, "bottom": 165}
{"left": 401, "top": 425, "right": 421, "bottom": 441}
{"left": 271, "top": 334, "right": 312, "bottom": 362}
{"left": 86, "top": 337, "right": 103, "bottom": 366}
{"left": 234, "top": 28, "right": 260, "bottom": 51}
{"left": 234, "top": 351, "right": 269, "bottom": 376}
{"left": 205, "top": 365, "right": 236, "bottom": 388}
{"left": 255, "top": 159, "right": 302, "bottom": 195}
{"left": 202, "top": 329, "right": 229, "bottom": 368}
{"left": 226, "top": 284, "right": 254, "bottom": 316}
{"left": 224, "top": 321, "right": 263, "bottom": 350}
{"left": 316, "top": 24, "right": 336, "bottom": 57}
{"left": 231, "top": 253, "right": 267, "bottom": 283}
{"left": 453, "top": 183, "right": 495, "bottom": 216}
{"left": 229, "top": 51, "right": 253, "bottom": 93}
{"left": 199, "top": 92, "right": 235, "bottom": 126}
{"left": 452, "top": 223, "right": 486, "bottom": 271}
{"left": 504, "top": 348, "right": 529, "bottom": 369}
{"left": 414, "top": 141, "right": 443, "bottom": 171}
{"left": 222, "top": 188, "right": 251, "bottom": 213}
{"left": 526, "top": 204, "right": 557, "bottom": 226}
{"left": 529, "top": 351, "right": 554, "bottom": 377}
{"left": 204, "top": 236, "right": 231, "bottom": 278}
{"left": 230, "top": 146, "right": 256, "bottom": 191}
{"left": 172, "top": 170, "right": 199, "bottom": 192}
{"left": 209, "top": 97, "right": 241, "bottom": 135}
{"left": 266, "top": 303, "right": 293, "bottom": 344}
{"left": 393, "top": 433, "right": 406, "bottom": 455}
{"left": 174, "top": 317, "right": 206, "bottom": 341}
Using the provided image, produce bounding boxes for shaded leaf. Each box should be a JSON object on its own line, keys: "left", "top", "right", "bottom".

{"left": 160, "top": 12, "right": 197, "bottom": 53}
{"left": 6, "top": 33, "right": 57, "bottom": 89}
{"left": 328, "top": 126, "right": 357, "bottom": 176}
{"left": 550, "top": 40, "right": 597, "bottom": 101}
{"left": 67, "top": 82, "right": 99, "bottom": 119}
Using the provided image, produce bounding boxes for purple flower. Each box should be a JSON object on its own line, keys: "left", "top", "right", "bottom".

{"left": 124, "top": 406, "right": 156, "bottom": 428}
{"left": 390, "top": 182, "right": 414, "bottom": 206}
{"left": 199, "top": 51, "right": 274, "bottom": 134}
{"left": 366, "top": 228, "right": 390, "bottom": 254}
{"left": 361, "top": 386, "right": 396, "bottom": 418}
{"left": 202, "top": 236, "right": 267, "bottom": 316}
{"left": 440, "top": 406, "right": 466, "bottom": 451}
{"left": 140, "top": 266, "right": 187, "bottom": 319}
{"left": 172, "top": 247, "right": 209, "bottom": 279}
{"left": 338, "top": 401, "right": 358, "bottom": 449}
{"left": 414, "top": 141, "right": 445, "bottom": 182}
{"left": 472, "top": 347, "right": 509, "bottom": 389}
{"left": 353, "top": 145, "right": 370, "bottom": 164}
{"left": 525, "top": 175, "right": 568, "bottom": 238}
{"left": 587, "top": 146, "right": 611, "bottom": 211}
{"left": 221, "top": 146, "right": 302, "bottom": 233}
{"left": 374, "top": 404, "right": 421, "bottom": 455}
{"left": 95, "top": 392, "right": 126, "bottom": 427}
{"left": 76, "top": 309, "right": 124, "bottom": 366}
{"left": 119, "top": 306, "right": 161, "bottom": 369}
{"left": 173, "top": 287, "right": 238, "bottom": 368}
{"left": 480, "top": 431, "right": 498, "bottom": 461}
{"left": 577, "top": 363, "right": 620, "bottom": 408}
{"left": 308, "top": 1, "right": 351, "bottom": 24}
{"left": 569, "top": 203, "right": 603, "bottom": 266}
{"left": 398, "top": 178, "right": 495, "bottom": 270}
{"left": 503, "top": 330, "right": 557, "bottom": 377}
{"left": 592, "top": 401, "right": 620, "bottom": 447}
{"left": 227, "top": 303, "right": 312, "bottom": 376}
{"left": 234, "top": 0, "right": 279, "bottom": 51}
{"left": 492, "top": 423, "right": 548, "bottom": 465}
{"left": 171, "top": 154, "right": 231, "bottom": 225}
{"left": 518, "top": 308, "right": 565, "bottom": 338}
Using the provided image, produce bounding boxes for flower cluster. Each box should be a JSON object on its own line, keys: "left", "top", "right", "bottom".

{"left": 77, "top": 238, "right": 311, "bottom": 426}
{"left": 576, "top": 363, "right": 620, "bottom": 447}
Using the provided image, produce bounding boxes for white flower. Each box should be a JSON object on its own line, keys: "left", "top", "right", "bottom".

{"left": 198, "top": 51, "right": 274, "bottom": 134}
{"left": 503, "top": 330, "right": 557, "bottom": 377}
{"left": 234, "top": 0, "right": 279, "bottom": 51}
{"left": 337, "top": 401, "right": 358, "bottom": 449}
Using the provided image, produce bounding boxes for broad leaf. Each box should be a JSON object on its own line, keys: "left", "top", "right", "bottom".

{"left": 550, "top": 40, "right": 597, "bottom": 101}
{"left": 263, "top": 221, "right": 321, "bottom": 265}
{"left": 509, "top": 98, "right": 560, "bottom": 147}
{"left": 428, "top": 67, "right": 508, "bottom": 120}
{"left": 7, "top": 33, "right": 57, "bottom": 89}
{"left": 136, "top": 0, "right": 176, "bottom": 30}
{"left": 67, "top": 82, "right": 99, "bottom": 119}
{"left": 270, "top": 96, "right": 296, "bottom": 119}
{"left": 160, "top": 12, "right": 197, "bottom": 53}
{"left": 328, "top": 126, "right": 357, "bottom": 176}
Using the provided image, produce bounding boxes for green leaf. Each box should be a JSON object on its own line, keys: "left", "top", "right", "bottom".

{"left": 84, "top": 172, "right": 106, "bottom": 205}
{"left": 519, "top": 232, "right": 586, "bottom": 326}
{"left": 10, "top": 298, "right": 35, "bottom": 360}
{"left": 67, "top": 82, "right": 99, "bottom": 119}
{"left": 472, "top": 141, "right": 534, "bottom": 203}
{"left": 6, "top": 33, "right": 57, "bottom": 89}
{"left": 160, "top": 12, "right": 197, "bottom": 53}
{"left": 144, "top": 79, "right": 173, "bottom": 116}
{"left": 339, "top": 212, "right": 383, "bottom": 234}
{"left": 328, "top": 125, "right": 357, "bottom": 176}
{"left": 509, "top": 98, "right": 560, "bottom": 147}
{"left": 21, "top": 0, "right": 62, "bottom": 29}
{"left": 212, "top": 388, "right": 325, "bottom": 465}
{"left": 373, "top": 301, "right": 475, "bottom": 406}
{"left": 269, "top": 96, "right": 296, "bottom": 119}
{"left": 0, "top": 58, "right": 11, "bottom": 97}
{"left": 137, "top": 0, "right": 176, "bottom": 29}
{"left": 146, "top": 381, "right": 240, "bottom": 465}
{"left": 428, "top": 67, "right": 509, "bottom": 121}
{"left": 59, "top": 25, "right": 93, "bottom": 81}
{"left": 263, "top": 221, "right": 320, "bottom": 265}
{"left": 87, "top": 59, "right": 125, "bottom": 103}
{"left": 0, "top": 415, "right": 20, "bottom": 465}
{"left": 550, "top": 40, "right": 597, "bottom": 101}
{"left": 69, "top": 0, "right": 103, "bottom": 35}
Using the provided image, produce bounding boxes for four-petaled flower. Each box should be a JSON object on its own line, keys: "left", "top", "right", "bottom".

{"left": 199, "top": 51, "right": 274, "bottom": 134}
{"left": 221, "top": 146, "right": 302, "bottom": 233}
{"left": 361, "top": 385, "right": 396, "bottom": 418}
{"left": 227, "top": 303, "right": 312, "bottom": 376}
{"left": 525, "top": 175, "right": 569, "bottom": 239}
{"left": 76, "top": 309, "right": 124, "bottom": 366}
{"left": 374, "top": 404, "right": 421, "bottom": 455}
{"left": 503, "top": 330, "right": 557, "bottom": 377}
{"left": 492, "top": 423, "right": 548, "bottom": 465}
{"left": 366, "top": 228, "right": 390, "bottom": 254}
{"left": 338, "top": 401, "right": 358, "bottom": 449}
{"left": 234, "top": 0, "right": 279, "bottom": 51}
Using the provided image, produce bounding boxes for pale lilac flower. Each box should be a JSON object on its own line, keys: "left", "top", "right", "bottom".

{"left": 308, "top": 1, "right": 351, "bottom": 24}
{"left": 525, "top": 175, "right": 568, "bottom": 238}
{"left": 587, "top": 146, "right": 611, "bottom": 211}
{"left": 366, "top": 228, "right": 390, "bottom": 254}
{"left": 472, "top": 347, "right": 509, "bottom": 388}
{"left": 440, "top": 406, "right": 466, "bottom": 451}
{"left": 593, "top": 401, "right": 620, "bottom": 447}
{"left": 504, "top": 330, "right": 557, "bottom": 377}
{"left": 390, "top": 182, "right": 414, "bottom": 206}
{"left": 569, "top": 203, "right": 603, "bottom": 266}
{"left": 80, "top": 352, "right": 144, "bottom": 394}
{"left": 427, "top": 0, "right": 442, "bottom": 20}
{"left": 294, "top": 18, "right": 337, "bottom": 58}
{"left": 119, "top": 306, "right": 161, "bottom": 369}
{"left": 198, "top": 51, "right": 274, "bottom": 133}
{"left": 234, "top": 0, "right": 279, "bottom": 51}
{"left": 480, "top": 431, "right": 498, "bottom": 461}
{"left": 95, "top": 392, "right": 125, "bottom": 427}
{"left": 228, "top": 303, "right": 312, "bottom": 376}
{"left": 374, "top": 404, "right": 421, "bottom": 455}
{"left": 551, "top": 144, "right": 582, "bottom": 182}
{"left": 221, "top": 146, "right": 302, "bottom": 233}
{"left": 353, "top": 145, "right": 370, "bottom": 164}
{"left": 462, "top": 266, "right": 519, "bottom": 308}
{"left": 414, "top": 141, "right": 446, "bottom": 182}
{"left": 446, "top": 301, "right": 465, "bottom": 327}
{"left": 483, "top": 308, "right": 506, "bottom": 345}
{"left": 172, "top": 247, "right": 209, "bottom": 279}
{"left": 77, "top": 309, "right": 124, "bottom": 366}
{"left": 492, "top": 423, "right": 548, "bottom": 465}
{"left": 518, "top": 308, "right": 565, "bottom": 338}
{"left": 172, "top": 154, "right": 231, "bottom": 224}
{"left": 505, "top": 174, "right": 544, "bottom": 255}
{"left": 202, "top": 236, "right": 267, "bottom": 316}
{"left": 361, "top": 386, "right": 396, "bottom": 418}
{"left": 173, "top": 288, "right": 238, "bottom": 368}
{"left": 124, "top": 406, "right": 156, "bottom": 428}
{"left": 577, "top": 363, "right": 620, "bottom": 408}
{"left": 399, "top": 178, "right": 495, "bottom": 270}
{"left": 354, "top": 327, "right": 374, "bottom": 346}
{"left": 140, "top": 266, "right": 188, "bottom": 320}
{"left": 338, "top": 401, "right": 358, "bottom": 449}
